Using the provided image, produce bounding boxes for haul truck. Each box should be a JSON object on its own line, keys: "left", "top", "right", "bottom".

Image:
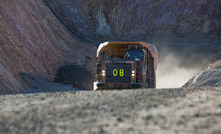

{"left": 94, "top": 42, "right": 158, "bottom": 90}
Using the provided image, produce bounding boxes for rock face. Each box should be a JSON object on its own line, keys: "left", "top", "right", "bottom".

{"left": 45, "top": 0, "right": 220, "bottom": 42}
{"left": 0, "top": 0, "right": 96, "bottom": 93}
{"left": 183, "top": 60, "right": 221, "bottom": 88}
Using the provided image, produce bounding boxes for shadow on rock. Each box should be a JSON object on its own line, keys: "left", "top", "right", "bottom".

{"left": 19, "top": 72, "right": 78, "bottom": 94}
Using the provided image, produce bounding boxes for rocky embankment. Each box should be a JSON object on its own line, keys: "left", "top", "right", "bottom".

{"left": 0, "top": 88, "right": 221, "bottom": 134}
{"left": 45, "top": 0, "right": 220, "bottom": 42}
{"left": 0, "top": 0, "right": 96, "bottom": 93}
{"left": 184, "top": 60, "right": 221, "bottom": 88}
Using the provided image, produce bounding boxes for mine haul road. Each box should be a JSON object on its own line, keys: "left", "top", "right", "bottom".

{"left": 0, "top": 88, "right": 221, "bottom": 134}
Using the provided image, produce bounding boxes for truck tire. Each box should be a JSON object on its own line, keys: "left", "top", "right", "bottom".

{"left": 147, "top": 66, "right": 151, "bottom": 88}
{"left": 151, "top": 72, "right": 156, "bottom": 88}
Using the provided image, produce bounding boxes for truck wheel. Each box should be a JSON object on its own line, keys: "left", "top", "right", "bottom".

{"left": 147, "top": 66, "right": 151, "bottom": 88}
{"left": 151, "top": 72, "right": 156, "bottom": 88}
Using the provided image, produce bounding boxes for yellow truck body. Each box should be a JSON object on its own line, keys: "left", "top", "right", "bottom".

{"left": 94, "top": 42, "right": 158, "bottom": 90}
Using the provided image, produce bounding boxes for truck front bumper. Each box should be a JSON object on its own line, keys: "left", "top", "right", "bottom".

{"left": 94, "top": 82, "right": 148, "bottom": 90}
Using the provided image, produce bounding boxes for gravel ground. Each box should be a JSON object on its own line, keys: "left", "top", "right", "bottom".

{"left": 0, "top": 88, "right": 221, "bottom": 134}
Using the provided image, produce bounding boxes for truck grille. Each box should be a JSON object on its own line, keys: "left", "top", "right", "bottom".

{"left": 106, "top": 63, "right": 131, "bottom": 83}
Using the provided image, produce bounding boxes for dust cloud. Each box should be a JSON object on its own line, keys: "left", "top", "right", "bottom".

{"left": 156, "top": 54, "right": 200, "bottom": 88}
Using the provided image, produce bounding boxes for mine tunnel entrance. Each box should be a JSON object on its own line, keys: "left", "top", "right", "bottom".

{"left": 155, "top": 43, "right": 214, "bottom": 88}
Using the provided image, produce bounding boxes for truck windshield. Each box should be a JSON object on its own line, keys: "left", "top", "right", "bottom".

{"left": 127, "top": 50, "right": 144, "bottom": 61}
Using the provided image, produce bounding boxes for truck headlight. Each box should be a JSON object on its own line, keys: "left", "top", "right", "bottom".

{"left": 131, "top": 70, "right": 135, "bottom": 78}
{"left": 102, "top": 70, "right": 105, "bottom": 78}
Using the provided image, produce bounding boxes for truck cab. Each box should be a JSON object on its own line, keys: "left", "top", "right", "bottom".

{"left": 94, "top": 42, "right": 158, "bottom": 90}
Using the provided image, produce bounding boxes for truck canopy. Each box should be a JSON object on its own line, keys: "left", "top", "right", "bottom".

{"left": 97, "top": 42, "right": 158, "bottom": 70}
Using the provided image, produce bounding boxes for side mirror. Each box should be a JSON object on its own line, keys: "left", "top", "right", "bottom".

{"left": 124, "top": 50, "right": 128, "bottom": 60}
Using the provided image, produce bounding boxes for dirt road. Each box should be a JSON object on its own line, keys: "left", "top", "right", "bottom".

{"left": 0, "top": 88, "right": 221, "bottom": 134}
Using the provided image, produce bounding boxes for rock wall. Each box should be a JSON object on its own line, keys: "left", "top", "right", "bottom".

{"left": 45, "top": 0, "right": 221, "bottom": 42}
{"left": 0, "top": 0, "right": 96, "bottom": 93}
{"left": 183, "top": 60, "right": 221, "bottom": 88}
